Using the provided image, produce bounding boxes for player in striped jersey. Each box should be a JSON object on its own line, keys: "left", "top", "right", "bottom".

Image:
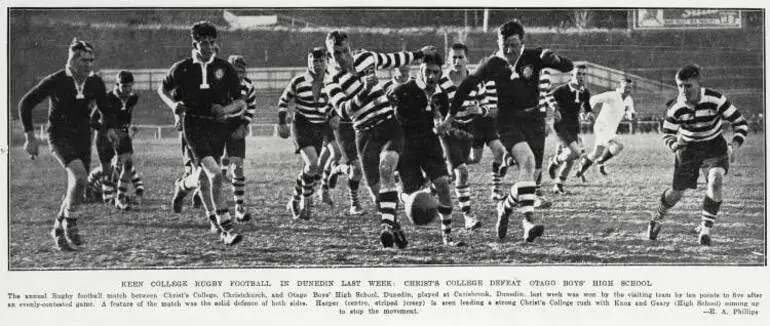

{"left": 323, "top": 30, "right": 436, "bottom": 248}
{"left": 437, "top": 43, "right": 490, "bottom": 230}
{"left": 278, "top": 47, "right": 334, "bottom": 220}
{"left": 217, "top": 54, "right": 256, "bottom": 222}
{"left": 648, "top": 64, "right": 748, "bottom": 246}
{"left": 439, "top": 19, "right": 574, "bottom": 242}
{"left": 574, "top": 78, "right": 634, "bottom": 179}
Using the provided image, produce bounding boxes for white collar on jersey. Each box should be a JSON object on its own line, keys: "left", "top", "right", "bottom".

{"left": 112, "top": 87, "right": 134, "bottom": 99}
{"left": 415, "top": 77, "right": 442, "bottom": 94}
{"left": 192, "top": 50, "right": 216, "bottom": 65}
{"left": 568, "top": 82, "right": 585, "bottom": 93}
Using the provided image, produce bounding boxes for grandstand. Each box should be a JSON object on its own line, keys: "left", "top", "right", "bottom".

{"left": 9, "top": 8, "right": 764, "bottom": 134}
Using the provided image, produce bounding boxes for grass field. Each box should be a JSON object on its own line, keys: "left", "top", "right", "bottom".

{"left": 7, "top": 133, "right": 766, "bottom": 269}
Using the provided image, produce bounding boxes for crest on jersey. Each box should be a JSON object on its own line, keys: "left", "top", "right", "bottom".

{"left": 522, "top": 65, "right": 534, "bottom": 79}
{"left": 215, "top": 68, "right": 225, "bottom": 80}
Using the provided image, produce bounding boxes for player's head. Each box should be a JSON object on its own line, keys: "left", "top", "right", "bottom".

{"left": 450, "top": 43, "right": 469, "bottom": 70}
{"left": 571, "top": 64, "right": 587, "bottom": 87}
{"left": 675, "top": 64, "right": 701, "bottom": 104}
{"left": 307, "top": 47, "right": 327, "bottom": 76}
{"left": 497, "top": 19, "right": 525, "bottom": 65}
{"left": 420, "top": 53, "right": 444, "bottom": 88}
{"left": 191, "top": 21, "right": 217, "bottom": 61}
{"left": 393, "top": 65, "right": 411, "bottom": 83}
{"left": 325, "top": 30, "right": 354, "bottom": 71}
{"left": 115, "top": 70, "right": 134, "bottom": 95}
{"left": 619, "top": 78, "right": 634, "bottom": 97}
{"left": 67, "top": 38, "right": 95, "bottom": 76}
{"left": 228, "top": 55, "right": 248, "bottom": 80}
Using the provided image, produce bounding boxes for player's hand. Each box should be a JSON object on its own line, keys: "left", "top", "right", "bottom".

{"left": 420, "top": 45, "right": 438, "bottom": 57}
{"left": 277, "top": 124, "right": 290, "bottom": 139}
{"left": 540, "top": 49, "right": 561, "bottom": 64}
{"left": 465, "top": 105, "right": 484, "bottom": 116}
{"left": 434, "top": 119, "right": 452, "bottom": 135}
{"left": 106, "top": 128, "right": 120, "bottom": 145}
{"left": 362, "top": 74, "right": 378, "bottom": 93}
{"left": 24, "top": 131, "right": 39, "bottom": 160}
{"left": 729, "top": 143, "right": 739, "bottom": 163}
{"left": 173, "top": 102, "right": 189, "bottom": 115}
{"left": 231, "top": 124, "right": 248, "bottom": 140}
{"left": 211, "top": 104, "right": 226, "bottom": 119}
{"left": 328, "top": 115, "right": 340, "bottom": 130}
{"left": 129, "top": 126, "right": 138, "bottom": 138}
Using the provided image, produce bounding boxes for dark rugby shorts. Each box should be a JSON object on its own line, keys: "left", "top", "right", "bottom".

{"left": 672, "top": 137, "right": 730, "bottom": 191}
{"left": 291, "top": 116, "right": 326, "bottom": 155}
{"left": 553, "top": 122, "right": 580, "bottom": 146}
{"left": 48, "top": 129, "right": 92, "bottom": 169}
{"left": 399, "top": 132, "right": 448, "bottom": 194}
{"left": 355, "top": 117, "right": 405, "bottom": 188}
{"left": 441, "top": 123, "right": 473, "bottom": 169}
{"left": 472, "top": 115, "right": 499, "bottom": 148}
{"left": 183, "top": 116, "right": 230, "bottom": 165}
{"left": 499, "top": 119, "right": 547, "bottom": 168}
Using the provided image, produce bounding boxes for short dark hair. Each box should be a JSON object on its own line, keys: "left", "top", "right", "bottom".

{"left": 575, "top": 63, "right": 587, "bottom": 69}
{"left": 191, "top": 21, "right": 217, "bottom": 41}
{"left": 309, "top": 47, "right": 326, "bottom": 59}
{"left": 450, "top": 43, "right": 468, "bottom": 53}
{"left": 325, "top": 30, "right": 348, "bottom": 47}
{"left": 116, "top": 70, "right": 134, "bottom": 84}
{"left": 69, "top": 38, "right": 94, "bottom": 54}
{"left": 622, "top": 77, "right": 633, "bottom": 84}
{"left": 676, "top": 64, "right": 701, "bottom": 81}
{"left": 498, "top": 19, "right": 525, "bottom": 40}
{"left": 422, "top": 52, "right": 444, "bottom": 67}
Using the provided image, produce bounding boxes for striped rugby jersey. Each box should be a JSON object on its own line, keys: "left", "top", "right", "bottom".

{"left": 278, "top": 71, "right": 331, "bottom": 124}
{"left": 537, "top": 70, "right": 553, "bottom": 115}
{"left": 662, "top": 88, "right": 748, "bottom": 150}
{"left": 324, "top": 49, "right": 422, "bottom": 131}
{"left": 439, "top": 69, "right": 488, "bottom": 124}
{"left": 221, "top": 77, "right": 257, "bottom": 123}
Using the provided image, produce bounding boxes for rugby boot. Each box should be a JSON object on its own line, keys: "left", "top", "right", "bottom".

{"left": 287, "top": 198, "right": 301, "bottom": 220}
{"left": 547, "top": 157, "right": 559, "bottom": 180}
{"left": 299, "top": 196, "right": 313, "bottom": 220}
{"left": 51, "top": 220, "right": 75, "bottom": 251}
{"left": 647, "top": 220, "right": 662, "bottom": 241}
{"left": 218, "top": 219, "right": 243, "bottom": 246}
{"left": 598, "top": 164, "right": 609, "bottom": 176}
{"left": 171, "top": 178, "right": 189, "bottom": 213}
{"left": 62, "top": 218, "right": 83, "bottom": 247}
{"left": 208, "top": 215, "right": 222, "bottom": 234}
{"left": 349, "top": 204, "right": 365, "bottom": 216}
{"left": 495, "top": 200, "right": 511, "bottom": 239}
{"left": 552, "top": 183, "right": 566, "bottom": 194}
{"left": 521, "top": 212, "right": 545, "bottom": 242}
{"left": 235, "top": 206, "right": 252, "bottom": 223}
{"left": 698, "top": 225, "right": 712, "bottom": 246}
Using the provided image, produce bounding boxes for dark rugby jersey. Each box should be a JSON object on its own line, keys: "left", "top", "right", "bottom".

{"left": 103, "top": 88, "right": 138, "bottom": 129}
{"left": 547, "top": 83, "right": 591, "bottom": 130}
{"left": 19, "top": 69, "right": 114, "bottom": 134}
{"left": 662, "top": 88, "right": 748, "bottom": 149}
{"left": 161, "top": 55, "right": 242, "bottom": 118}
{"left": 392, "top": 79, "right": 449, "bottom": 135}
{"left": 451, "top": 48, "right": 573, "bottom": 126}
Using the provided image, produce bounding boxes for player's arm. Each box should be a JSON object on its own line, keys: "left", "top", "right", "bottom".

{"left": 661, "top": 107, "right": 682, "bottom": 153}
{"left": 545, "top": 90, "right": 560, "bottom": 123}
{"left": 716, "top": 94, "right": 748, "bottom": 148}
{"left": 361, "top": 47, "right": 432, "bottom": 71}
{"left": 94, "top": 79, "right": 120, "bottom": 144}
{"left": 18, "top": 76, "right": 56, "bottom": 158}
{"left": 275, "top": 78, "right": 297, "bottom": 139}
{"left": 443, "top": 58, "right": 495, "bottom": 126}
{"left": 128, "top": 94, "right": 139, "bottom": 137}
{"left": 242, "top": 83, "right": 257, "bottom": 125}
{"left": 483, "top": 80, "right": 498, "bottom": 118}
{"left": 539, "top": 48, "right": 574, "bottom": 73}
{"left": 324, "top": 78, "right": 362, "bottom": 119}
{"left": 158, "top": 63, "right": 188, "bottom": 116}
{"left": 213, "top": 65, "right": 246, "bottom": 118}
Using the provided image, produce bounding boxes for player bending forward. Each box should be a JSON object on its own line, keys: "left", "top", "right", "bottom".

{"left": 647, "top": 64, "right": 748, "bottom": 246}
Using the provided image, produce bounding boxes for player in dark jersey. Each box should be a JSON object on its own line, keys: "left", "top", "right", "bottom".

{"left": 545, "top": 64, "right": 591, "bottom": 194}
{"left": 91, "top": 70, "right": 144, "bottom": 210}
{"left": 158, "top": 21, "right": 244, "bottom": 246}
{"left": 323, "top": 30, "right": 435, "bottom": 248}
{"left": 439, "top": 19, "right": 574, "bottom": 242}
{"left": 19, "top": 38, "right": 119, "bottom": 251}
{"left": 392, "top": 53, "right": 464, "bottom": 246}
{"left": 648, "top": 64, "right": 749, "bottom": 246}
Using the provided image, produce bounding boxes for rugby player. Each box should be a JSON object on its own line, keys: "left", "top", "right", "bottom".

{"left": 323, "top": 30, "right": 436, "bottom": 248}
{"left": 19, "top": 38, "right": 119, "bottom": 251}
{"left": 648, "top": 64, "right": 748, "bottom": 246}
{"left": 158, "top": 21, "right": 245, "bottom": 245}
{"left": 439, "top": 19, "right": 574, "bottom": 242}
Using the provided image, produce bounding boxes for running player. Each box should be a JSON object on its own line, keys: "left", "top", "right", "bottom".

{"left": 575, "top": 78, "right": 634, "bottom": 179}
{"left": 439, "top": 19, "right": 574, "bottom": 242}
{"left": 323, "top": 30, "right": 435, "bottom": 248}
{"left": 392, "top": 53, "right": 465, "bottom": 246}
{"left": 647, "top": 64, "right": 748, "bottom": 246}
{"left": 19, "top": 38, "right": 119, "bottom": 251}
{"left": 545, "top": 64, "right": 591, "bottom": 194}
{"left": 278, "top": 47, "right": 333, "bottom": 220}
{"left": 158, "top": 21, "right": 244, "bottom": 245}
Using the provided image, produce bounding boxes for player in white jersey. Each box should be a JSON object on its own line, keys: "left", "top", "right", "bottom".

{"left": 575, "top": 78, "right": 634, "bottom": 179}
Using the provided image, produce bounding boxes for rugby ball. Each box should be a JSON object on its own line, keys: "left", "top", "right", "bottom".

{"left": 404, "top": 191, "right": 438, "bottom": 226}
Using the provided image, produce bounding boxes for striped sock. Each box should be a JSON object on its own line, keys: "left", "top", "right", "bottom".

{"left": 438, "top": 204, "right": 453, "bottom": 235}
{"left": 701, "top": 196, "right": 721, "bottom": 228}
{"left": 534, "top": 170, "right": 543, "bottom": 196}
{"left": 348, "top": 179, "right": 360, "bottom": 207}
{"left": 292, "top": 176, "right": 302, "bottom": 202}
{"left": 130, "top": 166, "right": 144, "bottom": 195}
{"left": 301, "top": 173, "right": 316, "bottom": 198}
{"left": 491, "top": 162, "right": 503, "bottom": 194}
{"left": 516, "top": 181, "right": 537, "bottom": 214}
{"left": 378, "top": 190, "right": 398, "bottom": 223}
{"left": 101, "top": 176, "right": 115, "bottom": 203}
{"left": 216, "top": 208, "right": 233, "bottom": 231}
{"left": 502, "top": 185, "right": 519, "bottom": 215}
{"left": 117, "top": 176, "right": 129, "bottom": 202}
{"left": 455, "top": 185, "right": 471, "bottom": 215}
{"left": 233, "top": 175, "right": 245, "bottom": 210}
{"left": 653, "top": 190, "right": 675, "bottom": 221}
{"left": 321, "top": 167, "right": 331, "bottom": 190}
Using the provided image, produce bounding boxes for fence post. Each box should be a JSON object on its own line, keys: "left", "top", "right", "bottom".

{"left": 272, "top": 124, "right": 278, "bottom": 137}
{"left": 156, "top": 127, "right": 162, "bottom": 139}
